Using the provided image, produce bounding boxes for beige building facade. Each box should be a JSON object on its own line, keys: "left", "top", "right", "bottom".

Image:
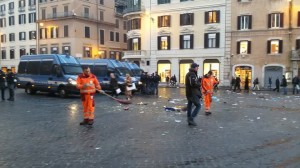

{"left": 231, "top": 0, "right": 300, "bottom": 88}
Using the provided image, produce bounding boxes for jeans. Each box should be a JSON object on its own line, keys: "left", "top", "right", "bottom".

{"left": 282, "top": 87, "right": 287, "bottom": 95}
{"left": 187, "top": 96, "right": 201, "bottom": 120}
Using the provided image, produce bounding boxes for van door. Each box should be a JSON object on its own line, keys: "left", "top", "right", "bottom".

{"left": 93, "top": 64, "right": 109, "bottom": 90}
{"left": 26, "top": 60, "right": 42, "bottom": 89}
{"left": 39, "top": 59, "right": 54, "bottom": 91}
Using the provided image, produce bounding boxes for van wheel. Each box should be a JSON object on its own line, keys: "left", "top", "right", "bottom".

{"left": 58, "top": 87, "right": 67, "bottom": 98}
{"left": 26, "top": 85, "right": 36, "bottom": 95}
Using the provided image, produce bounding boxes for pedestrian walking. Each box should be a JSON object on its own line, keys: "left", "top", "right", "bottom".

{"left": 76, "top": 66, "right": 102, "bottom": 126}
{"left": 234, "top": 75, "right": 241, "bottom": 92}
{"left": 231, "top": 76, "right": 236, "bottom": 90}
{"left": 125, "top": 73, "right": 133, "bottom": 100}
{"left": 185, "top": 63, "right": 201, "bottom": 126}
{"left": 154, "top": 72, "right": 161, "bottom": 95}
{"left": 109, "top": 73, "right": 119, "bottom": 97}
{"left": 252, "top": 77, "right": 260, "bottom": 90}
{"left": 6, "top": 69, "right": 16, "bottom": 101}
{"left": 281, "top": 75, "right": 287, "bottom": 95}
{"left": 268, "top": 77, "right": 272, "bottom": 90}
{"left": 292, "top": 75, "right": 299, "bottom": 95}
{"left": 0, "top": 70, "right": 6, "bottom": 101}
{"left": 202, "top": 70, "right": 219, "bottom": 115}
{"left": 273, "top": 77, "right": 280, "bottom": 92}
{"left": 244, "top": 75, "right": 249, "bottom": 93}
{"left": 166, "top": 76, "right": 170, "bottom": 86}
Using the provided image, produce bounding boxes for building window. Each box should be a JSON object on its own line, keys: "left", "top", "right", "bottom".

{"left": 8, "top": 2, "right": 14, "bottom": 10}
{"left": 205, "top": 11, "right": 220, "bottom": 24}
{"left": 18, "top": 0, "right": 25, "bottom": 8}
{"left": 204, "top": 33, "right": 220, "bottom": 48}
{"left": 0, "top": 18, "right": 6, "bottom": 27}
{"left": 1, "top": 34, "right": 6, "bottom": 43}
{"left": 83, "top": 47, "right": 92, "bottom": 58}
{"left": 298, "top": 11, "right": 300, "bottom": 27}
{"left": 123, "top": 21, "right": 127, "bottom": 30}
{"left": 19, "top": 32, "right": 26, "bottom": 40}
{"left": 0, "top": 4, "right": 5, "bottom": 13}
{"left": 64, "top": 5, "right": 68, "bottom": 16}
{"left": 84, "top": 7, "right": 89, "bottom": 18}
{"left": 9, "top": 33, "right": 15, "bottom": 42}
{"left": 30, "top": 48, "right": 36, "bottom": 55}
{"left": 296, "top": 39, "right": 300, "bottom": 50}
{"left": 158, "top": 0, "right": 170, "bottom": 5}
{"left": 267, "top": 40, "right": 283, "bottom": 54}
{"left": 20, "top": 48, "right": 26, "bottom": 57}
{"left": 116, "top": 19, "right": 119, "bottom": 28}
{"left": 158, "top": 36, "right": 170, "bottom": 50}
{"left": 29, "top": 0, "right": 36, "bottom": 6}
{"left": 9, "top": 16, "right": 14, "bottom": 26}
{"left": 29, "top": 13, "right": 36, "bottom": 23}
{"left": 64, "top": 25, "right": 68, "bottom": 37}
{"left": 128, "top": 18, "right": 141, "bottom": 30}
{"left": 127, "top": 38, "right": 141, "bottom": 50}
{"left": 10, "top": 49, "right": 15, "bottom": 59}
{"left": 110, "top": 31, "right": 114, "bottom": 41}
{"left": 51, "top": 47, "right": 58, "bottom": 54}
{"left": 85, "top": 27, "right": 90, "bottom": 38}
{"left": 116, "top": 32, "right": 119, "bottom": 42}
{"left": 268, "top": 13, "right": 283, "bottom": 28}
{"left": 42, "top": 9, "right": 46, "bottom": 19}
{"left": 123, "top": 34, "right": 127, "bottom": 43}
{"left": 62, "top": 46, "right": 70, "bottom": 55}
{"left": 180, "top": 34, "right": 193, "bottom": 49}
{"left": 50, "top": 27, "right": 58, "bottom": 38}
{"left": 40, "top": 28, "right": 47, "bottom": 39}
{"left": 29, "top": 31, "right": 36, "bottom": 40}
{"left": 52, "top": 7, "right": 57, "bottom": 18}
{"left": 237, "top": 15, "right": 252, "bottom": 30}
{"left": 99, "top": 30, "right": 104, "bottom": 45}
{"left": 237, "top": 41, "right": 251, "bottom": 54}
{"left": 40, "top": 47, "right": 47, "bottom": 54}
{"left": 19, "top": 14, "right": 26, "bottom": 24}
{"left": 158, "top": 15, "right": 171, "bottom": 28}
{"left": 1, "top": 50, "right": 6, "bottom": 59}
{"left": 100, "top": 11, "right": 104, "bottom": 21}
{"left": 180, "top": 13, "right": 194, "bottom": 26}
{"left": 99, "top": 0, "right": 104, "bottom": 5}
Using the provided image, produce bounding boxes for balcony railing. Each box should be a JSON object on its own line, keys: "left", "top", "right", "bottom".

{"left": 8, "top": 9, "right": 14, "bottom": 14}
{"left": 124, "top": 5, "right": 143, "bottom": 14}
{"left": 28, "top": 5, "right": 36, "bottom": 11}
{"left": 18, "top": 7, "right": 25, "bottom": 13}
{"left": 290, "top": 50, "right": 300, "bottom": 61}
{"left": 123, "top": 50, "right": 147, "bottom": 58}
{"left": 0, "top": 11, "right": 5, "bottom": 16}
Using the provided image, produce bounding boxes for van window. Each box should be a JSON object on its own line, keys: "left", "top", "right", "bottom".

{"left": 18, "top": 61, "right": 27, "bottom": 74}
{"left": 40, "top": 61, "right": 53, "bottom": 75}
{"left": 27, "top": 61, "right": 40, "bottom": 75}
{"left": 93, "top": 65, "right": 107, "bottom": 77}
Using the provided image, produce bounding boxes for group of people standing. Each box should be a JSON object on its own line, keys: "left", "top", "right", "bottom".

{"left": 140, "top": 72, "right": 161, "bottom": 95}
{"left": 0, "top": 69, "right": 17, "bottom": 101}
{"left": 185, "top": 63, "right": 219, "bottom": 126}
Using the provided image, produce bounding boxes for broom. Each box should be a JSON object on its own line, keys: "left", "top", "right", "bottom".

{"left": 98, "top": 90, "right": 132, "bottom": 104}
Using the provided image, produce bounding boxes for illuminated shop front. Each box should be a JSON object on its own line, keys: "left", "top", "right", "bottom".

{"left": 157, "top": 60, "right": 171, "bottom": 82}
{"left": 179, "top": 60, "right": 194, "bottom": 84}
{"left": 203, "top": 59, "right": 220, "bottom": 79}
{"left": 234, "top": 66, "right": 252, "bottom": 88}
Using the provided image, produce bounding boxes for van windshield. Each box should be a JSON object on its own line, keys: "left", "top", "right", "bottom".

{"left": 132, "top": 69, "right": 142, "bottom": 76}
{"left": 62, "top": 65, "right": 83, "bottom": 75}
{"left": 116, "top": 67, "right": 133, "bottom": 76}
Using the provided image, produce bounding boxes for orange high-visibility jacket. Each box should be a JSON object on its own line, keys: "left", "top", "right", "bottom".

{"left": 201, "top": 76, "right": 218, "bottom": 94}
{"left": 76, "top": 73, "right": 101, "bottom": 94}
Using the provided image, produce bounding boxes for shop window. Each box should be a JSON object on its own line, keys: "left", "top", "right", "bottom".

{"left": 268, "top": 13, "right": 283, "bottom": 28}
{"left": 205, "top": 10, "right": 220, "bottom": 24}
{"left": 204, "top": 33, "right": 220, "bottom": 48}
{"left": 158, "top": 36, "right": 170, "bottom": 50}
{"left": 83, "top": 47, "right": 92, "bottom": 57}
{"left": 237, "top": 15, "right": 252, "bottom": 30}
{"left": 237, "top": 41, "right": 251, "bottom": 54}
{"left": 267, "top": 40, "right": 282, "bottom": 54}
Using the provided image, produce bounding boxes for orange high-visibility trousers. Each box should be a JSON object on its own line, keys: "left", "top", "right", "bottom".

{"left": 203, "top": 93, "right": 212, "bottom": 112}
{"left": 81, "top": 94, "right": 95, "bottom": 119}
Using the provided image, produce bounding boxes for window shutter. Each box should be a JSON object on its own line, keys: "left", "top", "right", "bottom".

{"left": 298, "top": 12, "right": 300, "bottom": 27}
{"left": 190, "top": 34, "right": 194, "bottom": 49}
{"left": 180, "top": 35, "right": 183, "bottom": 49}
{"left": 127, "top": 38, "right": 132, "bottom": 50}
{"left": 167, "top": 36, "right": 171, "bottom": 50}
{"left": 180, "top": 14, "right": 183, "bottom": 26}
{"left": 279, "top": 40, "right": 283, "bottom": 53}
{"left": 204, "top": 33, "right": 208, "bottom": 48}
{"left": 216, "top": 33, "right": 220, "bottom": 48}
{"left": 138, "top": 18, "right": 141, "bottom": 29}
{"left": 296, "top": 39, "right": 300, "bottom": 50}
{"left": 138, "top": 37, "right": 141, "bottom": 50}
{"left": 157, "top": 36, "right": 161, "bottom": 50}
{"left": 280, "top": 13, "right": 284, "bottom": 28}
{"left": 216, "top": 10, "right": 220, "bottom": 23}
{"left": 267, "top": 40, "right": 271, "bottom": 54}
{"left": 248, "top": 41, "right": 251, "bottom": 54}
{"left": 191, "top": 13, "right": 194, "bottom": 25}
{"left": 168, "top": 15, "right": 171, "bottom": 27}
{"left": 268, "top": 14, "right": 271, "bottom": 28}
{"left": 205, "top": 12, "right": 208, "bottom": 24}
{"left": 237, "top": 41, "right": 240, "bottom": 54}
{"left": 158, "top": 16, "right": 161, "bottom": 28}
{"left": 19, "top": 32, "right": 21, "bottom": 40}
{"left": 237, "top": 0, "right": 241, "bottom": 2}
{"left": 237, "top": 16, "right": 241, "bottom": 30}
{"left": 249, "top": 15, "right": 252, "bottom": 29}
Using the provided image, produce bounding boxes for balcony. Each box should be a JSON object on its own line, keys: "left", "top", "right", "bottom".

{"left": 18, "top": 7, "right": 25, "bottom": 13}
{"left": 290, "top": 50, "right": 300, "bottom": 61}
{"left": 28, "top": 5, "right": 36, "bottom": 11}
{"left": 123, "top": 50, "right": 148, "bottom": 59}
{"left": 8, "top": 9, "right": 14, "bottom": 14}
{"left": 0, "top": 11, "right": 5, "bottom": 16}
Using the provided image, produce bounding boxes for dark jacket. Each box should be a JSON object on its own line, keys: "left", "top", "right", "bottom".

{"left": 109, "top": 78, "right": 118, "bottom": 89}
{"left": 0, "top": 71, "right": 6, "bottom": 89}
{"left": 281, "top": 77, "right": 287, "bottom": 87}
{"left": 185, "top": 68, "right": 201, "bottom": 98}
{"left": 6, "top": 72, "right": 16, "bottom": 84}
{"left": 292, "top": 77, "right": 299, "bottom": 85}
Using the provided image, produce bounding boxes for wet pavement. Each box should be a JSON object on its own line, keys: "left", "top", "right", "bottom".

{"left": 0, "top": 88, "right": 299, "bottom": 168}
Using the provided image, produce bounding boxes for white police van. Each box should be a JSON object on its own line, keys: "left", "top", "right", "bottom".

{"left": 17, "top": 54, "right": 82, "bottom": 97}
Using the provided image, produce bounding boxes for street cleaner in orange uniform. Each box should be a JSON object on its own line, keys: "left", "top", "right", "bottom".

{"left": 201, "top": 70, "right": 219, "bottom": 116}
{"left": 76, "top": 66, "right": 102, "bottom": 125}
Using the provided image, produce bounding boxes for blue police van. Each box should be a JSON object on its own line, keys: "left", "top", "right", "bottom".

{"left": 78, "top": 59, "right": 138, "bottom": 92}
{"left": 17, "top": 54, "right": 82, "bottom": 97}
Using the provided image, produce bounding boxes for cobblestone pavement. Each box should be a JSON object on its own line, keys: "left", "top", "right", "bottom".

{"left": 0, "top": 88, "right": 299, "bottom": 168}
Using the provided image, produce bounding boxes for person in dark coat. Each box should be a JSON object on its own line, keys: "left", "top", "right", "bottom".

{"left": 109, "top": 73, "right": 119, "bottom": 97}
{"left": 281, "top": 75, "right": 287, "bottom": 95}
{"left": 244, "top": 75, "right": 249, "bottom": 93}
{"left": 6, "top": 69, "right": 16, "bottom": 101}
{"left": 154, "top": 72, "right": 161, "bottom": 95}
{"left": 273, "top": 77, "right": 280, "bottom": 92}
{"left": 0, "top": 70, "right": 6, "bottom": 101}
{"left": 231, "top": 76, "right": 236, "bottom": 90}
{"left": 292, "top": 75, "right": 299, "bottom": 94}
{"left": 234, "top": 75, "right": 241, "bottom": 92}
{"left": 185, "top": 63, "right": 201, "bottom": 126}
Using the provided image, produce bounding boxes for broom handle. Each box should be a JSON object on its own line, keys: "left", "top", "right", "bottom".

{"left": 97, "top": 90, "right": 117, "bottom": 100}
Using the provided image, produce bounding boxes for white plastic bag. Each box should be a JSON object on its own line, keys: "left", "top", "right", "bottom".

{"left": 126, "top": 83, "right": 136, "bottom": 91}
{"left": 116, "top": 88, "right": 121, "bottom": 94}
